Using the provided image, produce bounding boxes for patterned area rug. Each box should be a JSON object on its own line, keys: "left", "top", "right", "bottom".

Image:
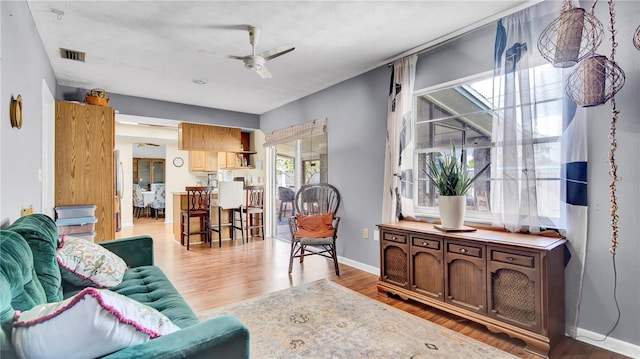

{"left": 198, "top": 280, "right": 517, "bottom": 358}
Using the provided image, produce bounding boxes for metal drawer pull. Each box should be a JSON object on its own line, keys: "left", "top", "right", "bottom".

{"left": 460, "top": 248, "right": 467, "bottom": 253}
{"left": 422, "top": 242, "right": 427, "bottom": 246}
{"left": 506, "top": 256, "right": 515, "bottom": 261}
{"left": 392, "top": 236, "right": 397, "bottom": 240}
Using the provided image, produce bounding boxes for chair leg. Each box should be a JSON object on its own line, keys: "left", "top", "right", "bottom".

{"left": 288, "top": 240, "right": 297, "bottom": 274}
{"left": 331, "top": 243, "right": 340, "bottom": 276}
{"left": 234, "top": 207, "right": 242, "bottom": 244}
{"left": 279, "top": 202, "right": 284, "bottom": 222}
{"left": 217, "top": 207, "right": 222, "bottom": 248}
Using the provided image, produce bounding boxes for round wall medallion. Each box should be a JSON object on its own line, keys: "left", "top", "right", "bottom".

{"left": 173, "top": 157, "right": 184, "bottom": 167}
{"left": 10, "top": 95, "right": 23, "bottom": 129}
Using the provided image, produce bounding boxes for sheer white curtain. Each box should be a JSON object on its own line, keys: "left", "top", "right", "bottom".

{"left": 492, "top": 2, "right": 589, "bottom": 336}
{"left": 382, "top": 54, "right": 417, "bottom": 223}
{"left": 491, "top": 8, "right": 541, "bottom": 233}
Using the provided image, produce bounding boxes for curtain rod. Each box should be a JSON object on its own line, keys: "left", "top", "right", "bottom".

{"left": 386, "top": 0, "right": 543, "bottom": 66}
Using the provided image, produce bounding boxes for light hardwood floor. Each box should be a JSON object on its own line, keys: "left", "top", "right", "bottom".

{"left": 118, "top": 219, "right": 628, "bottom": 359}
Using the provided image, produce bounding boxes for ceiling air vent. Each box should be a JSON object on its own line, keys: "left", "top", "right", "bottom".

{"left": 60, "top": 48, "right": 85, "bottom": 62}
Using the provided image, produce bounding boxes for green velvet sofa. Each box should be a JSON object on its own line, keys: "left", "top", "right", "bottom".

{"left": 0, "top": 214, "right": 249, "bottom": 358}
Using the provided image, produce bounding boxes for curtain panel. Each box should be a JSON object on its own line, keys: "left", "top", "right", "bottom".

{"left": 492, "top": 2, "right": 588, "bottom": 337}
{"left": 263, "top": 118, "right": 327, "bottom": 148}
{"left": 381, "top": 54, "right": 417, "bottom": 223}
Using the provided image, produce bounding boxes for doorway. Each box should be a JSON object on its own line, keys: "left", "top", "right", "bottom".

{"left": 272, "top": 133, "right": 328, "bottom": 240}
{"left": 132, "top": 143, "right": 166, "bottom": 223}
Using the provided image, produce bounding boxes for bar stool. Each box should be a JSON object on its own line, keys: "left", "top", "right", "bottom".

{"left": 245, "top": 185, "right": 265, "bottom": 240}
{"left": 181, "top": 186, "right": 212, "bottom": 250}
{"left": 211, "top": 181, "right": 245, "bottom": 247}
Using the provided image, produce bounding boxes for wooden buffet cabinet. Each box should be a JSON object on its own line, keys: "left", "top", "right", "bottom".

{"left": 377, "top": 221, "right": 566, "bottom": 358}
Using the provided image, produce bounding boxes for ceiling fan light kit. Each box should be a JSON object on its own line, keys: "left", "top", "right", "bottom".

{"left": 199, "top": 25, "right": 295, "bottom": 79}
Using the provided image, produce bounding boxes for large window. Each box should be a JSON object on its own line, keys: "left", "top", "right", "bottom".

{"left": 414, "top": 64, "right": 564, "bottom": 226}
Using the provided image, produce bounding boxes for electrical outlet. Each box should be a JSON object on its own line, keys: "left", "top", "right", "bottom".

{"left": 373, "top": 229, "right": 379, "bottom": 241}
{"left": 363, "top": 228, "right": 369, "bottom": 239}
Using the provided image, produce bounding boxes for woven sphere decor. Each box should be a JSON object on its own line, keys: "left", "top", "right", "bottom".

{"left": 634, "top": 25, "right": 640, "bottom": 51}
{"left": 565, "top": 55, "right": 625, "bottom": 107}
{"left": 538, "top": 7, "right": 604, "bottom": 68}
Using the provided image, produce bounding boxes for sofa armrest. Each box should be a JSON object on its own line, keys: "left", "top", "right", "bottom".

{"left": 99, "top": 235, "right": 154, "bottom": 268}
{"left": 103, "top": 315, "right": 249, "bottom": 359}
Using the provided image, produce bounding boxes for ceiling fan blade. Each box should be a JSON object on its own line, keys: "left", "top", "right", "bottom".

{"left": 255, "top": 65, "right": 272, "bottom": 79}
{"left": 260, "top": 45, "right": 295, "bottom": 61}
{"left": 198, "top": 49, "right": 244, "bottom": 61}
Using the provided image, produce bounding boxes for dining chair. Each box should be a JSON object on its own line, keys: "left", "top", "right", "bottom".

{"left": 244, "top": 185, "right": 265, "bottom": 240}
{"left": 278, "top": 186, "right": 295, "bottom": 222}
{"left": 288, "top": 183, "right": 341, "bottom": 275}
{"left": 210, "top": 181, "right": 245, "bottom": 247}
{"left": 132, "top": 184, "right": 146, "bottom": 218}
{"left": 181, "top": 186, "right": 213, "bottom": 250}
{"left": 150, "top": 185, "right": 166, "bottom": 220}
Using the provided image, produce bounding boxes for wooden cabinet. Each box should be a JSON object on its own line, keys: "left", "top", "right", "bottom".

{"left": 445, "top": 240, "right": 486, "bottom": 314}
{"left": 189, "top": 151, "right": 218, "bottom": 172}
{"left": 410, "top": 235, "right": 444, "bottom": 301}
{"left": 178, "top": 122, "right": 241, "bottom": 152}
{"left": 188, "top": 151, "right": 243, "bottom": 172}
{"left": 380, "top": 231, "right": 409, "bottom": 289}
{"left": 133, "top": 158, "right": 164, "bottom": 190}
{"left": 55, "top": 101, "right": 115, "bottom": 242}
{"left": 377, "top": 221, "right": 566, "bottom": 358}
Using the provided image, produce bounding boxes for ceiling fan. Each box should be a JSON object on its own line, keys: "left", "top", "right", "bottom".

{"left": 198, "top": 26, "right": 295, "bottom": 79}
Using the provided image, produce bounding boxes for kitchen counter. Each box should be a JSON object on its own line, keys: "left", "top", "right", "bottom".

{"left": 172, "top": 192, "right": 233, "bottom": 245}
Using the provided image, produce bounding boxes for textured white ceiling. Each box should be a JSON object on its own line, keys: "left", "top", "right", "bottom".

{"left": 28, "top": 1, "right": 534, "bottom": 115}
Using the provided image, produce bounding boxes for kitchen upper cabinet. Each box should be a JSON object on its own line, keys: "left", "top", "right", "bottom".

{"left": 178, "top": 123, "right": 241, "bottom": 152}
{"left": 188, "top": 151, "right": 243, "bottom": 172}
{"left": 189, "top": 151, "right": 218, "bottom": 172}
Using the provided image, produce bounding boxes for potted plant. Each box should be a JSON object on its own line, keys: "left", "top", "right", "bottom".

{"left": 424, "top": 144, "right": 490, "bottom": 229}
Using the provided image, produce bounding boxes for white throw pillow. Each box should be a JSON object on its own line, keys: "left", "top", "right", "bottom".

{"left": 56, "top": 235, "right": 127, "bottom": 288}
{"left": 12, "top": 287, "right": 180, "bottom": 359}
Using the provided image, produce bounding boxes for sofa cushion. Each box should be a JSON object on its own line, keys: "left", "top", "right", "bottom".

{"left": 63, "top": 266, "right": 199, "bottom": 329}
{"left": 0, "top": 230, "right": 47, "bottom": 359}
{"left": 12, "top": 287, "right": 180, "bottom": 359}
{"left": 57, "top": 235, "right": 127, "bottom": 288}
{"left": 7, "top": 214, "right": 63, "bottom": 303}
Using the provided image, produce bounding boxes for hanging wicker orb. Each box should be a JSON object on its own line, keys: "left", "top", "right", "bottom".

{"left": 538, "top": 7, "right": 604, "bottom": 68}
{"left": 634, "top": 25, "right": 640, "bottom": 51}
{"left": 565, "top": 55, "right": 625, "bottom": 107}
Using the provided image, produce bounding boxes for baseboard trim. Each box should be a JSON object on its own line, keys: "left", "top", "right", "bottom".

{"left": 338, "top": 256, "right": 378, "bottom": 275}
{"left": 575, "top": 327, "right": 639, "bottom": 358}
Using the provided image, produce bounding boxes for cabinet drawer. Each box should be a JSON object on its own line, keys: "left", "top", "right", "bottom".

{"left": 412, "top": 237, "right": 441, "bottom": 250}
{"left": 447, "top": 242, "right": 482, "bottom": 258}
{"left": 383, "top": 232, "right": 407, "bottom": 244}
{"left": 491, "top": 250, "right": 535, "bottom": 268}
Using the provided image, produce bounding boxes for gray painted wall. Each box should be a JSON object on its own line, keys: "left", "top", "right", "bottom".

{"left": 261, "top": 65, "right": 390, "bottom": 266}
{"left": 261, "top": 1, "right": 640, "bottom": 348}
{"left": 0, "top": 0, "right": 57, "bottom": 224}
{"left": 2, "top": 0, "right": 638, "bottom": 350}
{"left": 57, "top": 86, "right": 260, "bottom": 130}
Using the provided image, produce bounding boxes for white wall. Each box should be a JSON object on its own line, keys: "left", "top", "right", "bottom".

{"left": 0, "top": 0, "right": 57, "bottom": 225}
{"left": 115, "top": 120, "right": 199, "bottom": 227}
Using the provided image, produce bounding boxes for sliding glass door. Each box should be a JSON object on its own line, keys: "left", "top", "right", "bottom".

{"left": 271, "top": 133, "right": 328, "bottom": 241}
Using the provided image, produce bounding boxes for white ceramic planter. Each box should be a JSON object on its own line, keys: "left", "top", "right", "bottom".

{"left": 438, "top": 195, "right": 466, "bottom": 229}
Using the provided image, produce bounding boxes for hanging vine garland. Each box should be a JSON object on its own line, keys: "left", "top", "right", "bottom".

{"left": 605, "top": 0, "right": 621, "bottom": 254}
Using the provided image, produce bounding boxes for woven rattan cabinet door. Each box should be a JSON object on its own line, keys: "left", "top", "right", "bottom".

{"left": 444, "top": 240, "right": 487, "bottom": 314}
{"left": 380, "top": 231, "right": 410, "bottom": 289}
{"left": 410, "top": 235, "right": 444, "bottom": 300}
{"left": 487, "top": 247, "right": 541, "bottom": 333}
